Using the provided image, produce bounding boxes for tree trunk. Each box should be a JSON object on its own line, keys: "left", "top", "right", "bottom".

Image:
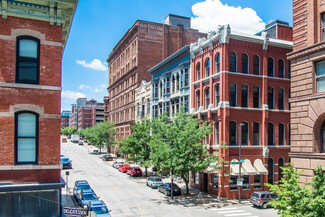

{"left": 145, "top": 167, "right": 148, "bottom": 177}
{"left": 181, "top": 174, "right": 189, "bottom": 195}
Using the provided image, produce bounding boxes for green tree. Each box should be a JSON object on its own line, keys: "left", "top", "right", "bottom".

{"left": 150, "top": 110, "right": 218, "bottom": 195}
{"left": 119, "top": 119, "right": 152, "bottom": 176}
{"left": 60, "top": 127, "right": 76, "bottom": 136}
{"left": 267, "top": 164, "right": 325, "bottom": 217}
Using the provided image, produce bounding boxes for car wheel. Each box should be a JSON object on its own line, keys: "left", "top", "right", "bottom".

{"left": 262, "top": 203, "right": 268, "bottom": 209}
{"left": 165, "top": 190, "right": 168, "bottom": 196}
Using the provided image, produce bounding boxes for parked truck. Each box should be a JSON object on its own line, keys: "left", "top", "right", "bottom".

{"left": 71, "top": 134, "right": 80, "bottom": 143}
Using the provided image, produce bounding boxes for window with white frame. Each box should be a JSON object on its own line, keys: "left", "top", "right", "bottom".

{"left": 215, "top": 53, "right": 220, "bottom": 73}
{"left": 215, "top": 122, "right": 219, "bottom": 146}
{"left": 241, "top": 53, "right": 249, "bottom": 74}
{"left": 205, "top": 58, "right": 210, "bottom": 77}
{"left": 205, "top": 87, "right": 210, "bottom": 110}
{"left": 215, "top": 84, "right": 220, "bottom": 107}
{"left": 213, "top": 174, "right": 219, "bottom": 189}
{"left": 316, "top": 61, "right": 325, "bottom": 92}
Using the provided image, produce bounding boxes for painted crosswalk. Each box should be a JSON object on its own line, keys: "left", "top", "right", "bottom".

{"left": 210, "top": 207, "right": 259, "bottom": 217}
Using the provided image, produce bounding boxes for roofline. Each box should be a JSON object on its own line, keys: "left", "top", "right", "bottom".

{"left": 164, "top": 14, "right": 191, "bottom": 20}
{"left": 148, "top": 45, "right": 190, "bottom": 73}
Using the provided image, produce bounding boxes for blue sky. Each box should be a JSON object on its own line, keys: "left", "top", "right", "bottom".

{"left": 61, "top": 0, "right": 292, "bottom": 111}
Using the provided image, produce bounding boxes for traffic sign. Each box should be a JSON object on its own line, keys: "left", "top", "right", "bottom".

{"left": 237, "top": 180, "right": 243, "bottom": 186}
{"left": 230, "top": 162, "right": 240, "bottom": 164}
{"left": 240, "top": 160, "right": 245, "bottom": 163}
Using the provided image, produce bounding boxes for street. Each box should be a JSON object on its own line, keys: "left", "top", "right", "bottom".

{"left": 61, "top": 140, "right": 279, "bottom": 217}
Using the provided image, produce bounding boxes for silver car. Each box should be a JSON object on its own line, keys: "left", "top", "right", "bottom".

{"left": 146, "top": 177, "right": 163, "bottom": 188}
{"left": 250, "top": 191, "right": 278, "bottom": 208}
{"left": 112, "top": 161, "right": 124, "bottom": 169}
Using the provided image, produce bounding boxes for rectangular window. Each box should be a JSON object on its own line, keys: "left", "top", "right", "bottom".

{"left": 166, "top": 78, "right": 170, "bottom": 94}
{"left": 268, "top": 123, "right": 274, "bottom": 146}
{"left": 322, "top": 14, "right": 325, "bottom": 41}
{"left": 15, "top": 112, "right": 38, "bottom": 164}
{"left": 267, "top": 87, "right": 274, "bottom": 109}
{"left": 184, "top": 68, "right": 189, "bottom": 87}
{"left": 316, "top": 61, "right": 325, "bottom": 92}
{"left": 196, "top": 91, "right": 200, "bottom": 110}
{"left": 195, "top": 172, "right": 199, "bottom": 185}
{"left": 253, "top": 123, "right": 260, "bottom": 146}
{"left": 213, "top": 174, "right": 219, "bottom": 189}
{"left": 278, "top": 88, "right": 285, "bottom": 110}
{"left": 243, "top": 175, "right": 250, "bottom": 190}
{"left": 147, "top": 99, "right": 150, "bottom": 114}
{"left": 215, "top": 122, "right": 219, "bottom": 146}
{"left": 254, "top": 175, "right": 262, "bottom": 189}
{"left": 16, "top": 37, "right": 40, "bottom": 84}
{"left": 279, "top": 124, "right": 285, "bottom": 145}
{"left": 253, "top": 85, "right": 260, "bottom": 108}
{"left": 230, "top": 176, "right": 238, "bottom": 190}
{"left": 184, "top": 96, "right": 189, "bottom": 113}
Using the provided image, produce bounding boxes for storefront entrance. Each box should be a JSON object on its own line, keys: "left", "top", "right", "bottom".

{"left": 203, "top": 173, "right": 208, "bottom": 193}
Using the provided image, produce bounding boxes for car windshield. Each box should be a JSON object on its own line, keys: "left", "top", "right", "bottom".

{"left": 78, "top": 184, "right": 90, "bottom": 190}
{"left": 61, "top": 158, "right": 70, "bottom": 162}
{"left": 82, "top": 194, "right": 97, "bottom": 200}
{"left": 153, "top": 178, "right": 162, "bottom": 182}
{"left": 118, "top": 162, "right": 124, "bottom": 164}
{"left": 135, "top": 169, "right": 141, "bottom": 171}
{"left": 169, "top": 184, "right": 178, "bottom": 188}
{"left": 92, "top": 206, "right": 109, "bottom": 214}
{"left": 124, "top": 164, "right": 130, "bottom": 167}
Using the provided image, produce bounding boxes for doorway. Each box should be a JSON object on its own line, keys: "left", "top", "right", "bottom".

{"left": 203, "top": 173, "right": 208, "bottom": 193}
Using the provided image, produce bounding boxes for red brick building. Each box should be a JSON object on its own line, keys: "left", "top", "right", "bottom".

{"left": 106, "top": 14, "right": 206, "bottom": 142}
{"left": 287, "top": 0, "right": 325, "bottom": 182}
{"left": 0, "top": 1, "right": 77, "bottom": 216}
{"left": 190, "top": 21, "right": 292, "bottom": 199}
{"left": 61, "top": 110, "right": 71, "bottom": 128}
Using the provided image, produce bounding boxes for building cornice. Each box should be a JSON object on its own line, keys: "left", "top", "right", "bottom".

{"left": 287, "top": 40, "right": 325, "bottom": 60}
{"left": 0, "top": 0, "right": 78, "bottom": 50}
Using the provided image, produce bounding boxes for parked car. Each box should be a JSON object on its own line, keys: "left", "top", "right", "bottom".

{"left": 119, "top": 164, "right": 131, "bottom": 173}
{"left": 146, "top": 177, "right": 163, "bottom": 189}
{"left": 158, "top": 183, "right": 181, "bottom": 196}
{"left": 60, "top": 157, "right": 72, "bottom": 169}
{"left": 101, "top": 155, "right": 114, "bottom": 161}
{"left": 76, "top": 189, "right": 99, "bottom": 207}
{"left": 127, "top": 167, "right": 142, "bottom": 177}
{"left": 79, "top": 140, "right": 83, "bottom": 145}
{"left": 112, "top": 161, "right": 124, "bottom": 169}
{"left": 250, "top": 191, "right": 278, "bottom": 208}
{"left": 87, "top": 200, "right": 111, "bottom": 217}
{"left": 62, "top": 137, "right": 67, "bottom": 142}
{"left": 73, "top": 180, "right": 91, "bottom": 199}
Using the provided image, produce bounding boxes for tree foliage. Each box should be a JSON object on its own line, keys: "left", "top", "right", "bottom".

{"left": 150, "top": 110, "right": 218, "bottom": 194}
{"left": 61, "top": 127, "right": 77, "bottom": 136}
{"left": 119, "top": 118, "right": 152, "bottom": 176}
{"left": 267, "top": 164, "right": 325, "bottom": 217}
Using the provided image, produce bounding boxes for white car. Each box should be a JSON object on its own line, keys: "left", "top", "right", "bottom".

{"left": 146, "top": 177, "right": 163, "bottom": 188}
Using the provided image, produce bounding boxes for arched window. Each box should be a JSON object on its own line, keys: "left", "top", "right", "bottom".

{"left": 278, "top": 59, "right": 285, "bottom": 78}
{"left": 268, "top": 158, "right": 274, "bottom": 184}
{"left": 16, "top": 36, "right": 40, "bottom": 84}
{"left": 241, "top": 122, "right": 249, "bottom": 146}
{"left": 278, "top": 88, "right": 285, "bottom": 110}
{"left": 279, "top": 158, "right": 285, "bottom": 182}
{"left": 253, "top": 55, "right": 260, "bottom": 75}
{"left": 215, "top": 122, "right": 219, "bottom": 146}
{"left": 196, "top": 90, "right": 200, "bottom": 110}
{"left": 279, "top": 123, "right": 285, "bottom": 146}
{"left": 322, "top": 121, "right": 325, "bottom": 152}
{"left": 241, "top": 84, "right": 248, "bottom": 108}
{"left": 253, "top": 122, "right": 260, "bottom": 146}
{"left": 205, "top": 87, "right": 210, "bottom": 109}
{"left": 215, "top": 84, "right": 220, "bottom": 107}
{"left": 268, "top": 123, "right": 274, "bottom": 146}
{"left": 15, "top": 111, "right": 39, "bottom": 164}
{"left": 229, "top": 82, "right": 237, "bottom": 107}
{"left": 229, "top": 121, "right": 237, "bottom": 146}
{"left": 196, "top": 63, "right": 200, "bottom": 81}
{"left": 268, "top": 57, "right": 274, "bottom": 77}
{"left": 215, "top": 53, "right": 220, "bottom": 73}
{"left": 253, "top": 85, "right": 260, "bottom": 108}
{"left": 241, "top": 53, "right": 248, "bottom": 74}
{"left": 268, "top": 86, "right": 274, "bottom": 109}
{"left": 205, "top": 58, "right": 210, "bottom": 77}
{"left": 229, "top": 51, "right": 237, "bottom": 72}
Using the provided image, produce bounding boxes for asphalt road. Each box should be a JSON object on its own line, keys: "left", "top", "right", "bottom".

{"left": 61, "top": 140, "right": 279, "bottom": 217}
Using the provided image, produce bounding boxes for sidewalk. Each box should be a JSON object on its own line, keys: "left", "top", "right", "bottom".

{"left": 61, "top": 181, "right": 77, "bottom": 216}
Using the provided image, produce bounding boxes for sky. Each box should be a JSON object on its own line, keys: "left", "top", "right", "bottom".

{"left": 61, "top": 0, "right": 293, "bottom": 111}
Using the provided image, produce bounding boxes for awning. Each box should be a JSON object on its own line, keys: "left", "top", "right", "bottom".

{"left": 242, "top": 159, "right": 257, "bottom": 175}
{"left": 230, "top": 159, "right": 243, "bottom": 175}
{"left": 253, "top": 159, "right": 268, "bottom": 175}
{"left": 202, "top": 162, "right": 219, "bottom": 173}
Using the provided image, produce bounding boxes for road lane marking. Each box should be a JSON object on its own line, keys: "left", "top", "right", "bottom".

{"left": 219, "top": 210, "right": 246, "bottom": 214}
{"left": 224, "top": 213, "right": 253, "bottom": 217}
{"left": 213, "top": 207, "right": 239, "bottom": 211}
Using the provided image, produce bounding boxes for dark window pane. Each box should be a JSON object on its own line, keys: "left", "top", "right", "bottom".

{"left": 205, "top": 58, "right": 210, "bottom": 77}
{"left": 253, "top": 85, "right": 260, "bottom": 108}
{"left": 241, "top": 84, "right": 248, "bottom": 107}
{"left": 268, "top": 158, "right": 274, "bottom": 184}
{"left": 229, "top": 121, "right": 237, "bottom": 146}
{"left": 215, "top": 53, "right": 220, "bottom": 73}
{"left": 241, "top": 122, "right": 248, "bottom": 146}
{"left": 196, "top": 91, "right": 200, "bottom": 110}
{"left": 229, "top": 83, "right": 237, "bottom": 106}
{"left": 215, "top": 84, "right": 220, "bottom": 107}
{"left": 279, "top": 123, "right": 285, "bottom": 145}
{"left": 268, "top": 123, "right": 274, "bottom": 146}
{"left": 268, "top": 87, "right": 274, "bottom": 109}
{"left": 278, "top": 158, "right": 284, "bottom": 182}
{"left": 278, "top": 59, "right": 284, "bottom": 78}
{"left": 229, "top": 52, "right": 237, "bottom": 72}
{"left": 268, "top": 58, "right": 274, "bottom": 77}
{"left": 242, "top": 53, "right": 248, "bottom": 74}
{"left": 278, "top": 88, "right": 284, "bottom": 110}
{"left": 253, "top": 55, "right": 260, "bottom": 75}
{"left": 205, "top": 88, "right": 210, "bottom": 109}
{"left": 17, "top": 61, "right": 38, "bottom": 83}
{"left": 253, "top": 122, "right": 260, "bottom": 146}
{"left": 196, "top": 63, "right": 200, "bottom": 81}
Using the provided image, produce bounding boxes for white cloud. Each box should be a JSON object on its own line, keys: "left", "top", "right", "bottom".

{"left": 62, "top": 90, "right": 86, "bottom": 100}
{"left": 76, "top": 59, "right": 107, "bottom": 71}
{"left": 78, "top": 84, "right": 90, "bottom": 89}
{"left": 93, "top": 84, "right": 107, "bottom": 93}
{"left": 191, "top": 0, "right": 265, "bottom": 34}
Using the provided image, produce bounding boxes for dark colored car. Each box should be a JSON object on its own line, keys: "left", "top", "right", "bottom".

{"left": 61, "top": 157, "right": 72, "bottom": 169}
{"left": 76, "top": 189, "right": 99, "bottom": 207}
{"left": 250, "top": 191, "right": 278, "bottom": 208}
{"left": 73, "top": 180, "right": 91, "bottom": 199}
{"left": 101, "top": 155, "right": 114, "bottom": 161}
{"left": 87, "top": 200, "right": 111, "bottom": 217}
{"left": 158, "top": 183, "right": 181, "bottom": 196}
{"left": 127, "top": 167, "right": 142, "bottom": 177}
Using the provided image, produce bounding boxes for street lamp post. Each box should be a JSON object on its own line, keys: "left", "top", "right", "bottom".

{"left": 238, "top": 123, "right": 244, "bottom": 203}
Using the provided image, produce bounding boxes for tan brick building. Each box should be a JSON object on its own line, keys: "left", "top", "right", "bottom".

{"left": 106, "top": 14, "right": 206, "bottom": 142}
{"left": 288, "top": 0, "right": 325, "bottom": 182}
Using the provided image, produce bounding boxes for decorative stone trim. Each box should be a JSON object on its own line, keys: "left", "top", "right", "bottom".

{"left": 0, "top": 82, "right": 61, "bottom": 91}
{"left": 0, "top": 104, "right": 60, "bottom": 118}
{"left": 0, "top": 165, "right": 60, "bottom": 170}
